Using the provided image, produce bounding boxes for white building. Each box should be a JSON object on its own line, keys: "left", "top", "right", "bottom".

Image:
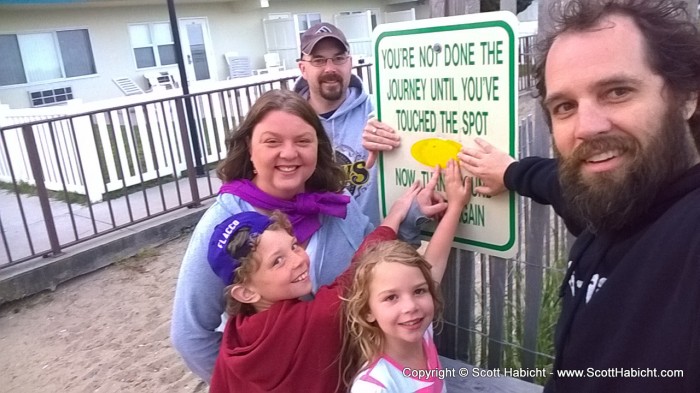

{"left": 0, "top": 0, "right": 537, "bottom": 109}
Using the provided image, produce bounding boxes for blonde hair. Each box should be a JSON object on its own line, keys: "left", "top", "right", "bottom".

{"left": 339, "top": 240, "right": 444, "bottom": 390}
{"left": 223, "top": 211, "right": 294, "bottom": 316}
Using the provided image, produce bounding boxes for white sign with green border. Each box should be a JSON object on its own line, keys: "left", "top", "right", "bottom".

{"left": 373, "top": 11, "right": 519, "bottom": 258}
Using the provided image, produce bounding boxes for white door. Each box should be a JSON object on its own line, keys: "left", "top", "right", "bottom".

{"left": 334, "top": 11, "right": 373, "bottom": 58}
{"left": 262, "top": 17, "right": 299, "bottom": 71}
{"left": 179, "top": 18, "right": 213, "bottom": 82}
{"left": 384, "top": 8, "right": 416, "bottom": 24}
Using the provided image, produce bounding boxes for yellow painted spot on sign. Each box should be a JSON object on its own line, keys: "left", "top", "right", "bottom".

{"left": 411, "top": 138, "right": 462, "bottom": 168}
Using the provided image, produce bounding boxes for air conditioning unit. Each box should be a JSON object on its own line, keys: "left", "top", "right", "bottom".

{"left": 144, "top": 71, "right": 178, "bottom": 91}
{"left": 28, "top": 87, "right": 74, "bottom": 107}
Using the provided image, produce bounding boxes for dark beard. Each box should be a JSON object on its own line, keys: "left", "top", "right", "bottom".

{"left": 558, "top": 108, "right": 695, "bottom": 233}
{"left": 318, "top": 73, "right": 344, "bottom": 101}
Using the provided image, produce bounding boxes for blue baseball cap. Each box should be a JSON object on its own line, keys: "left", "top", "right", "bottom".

{"left": 207, "top": 211, "right": 274, "bottom": 285}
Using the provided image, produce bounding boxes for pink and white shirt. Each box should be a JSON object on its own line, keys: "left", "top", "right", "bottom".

{"left": 350, "top": 325, "right": 446, "bottom": 393}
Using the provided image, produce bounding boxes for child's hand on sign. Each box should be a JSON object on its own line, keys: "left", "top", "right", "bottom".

{"left": 416, "top": 165, "right": 448, "bottom": 219}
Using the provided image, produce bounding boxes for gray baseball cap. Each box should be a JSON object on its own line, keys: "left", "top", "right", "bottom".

{"left": 300, "top": 22, "right": 350, "bottom": 55}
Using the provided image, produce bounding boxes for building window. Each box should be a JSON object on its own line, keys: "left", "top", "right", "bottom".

{"left": 296, "top": 13, "right": 322, "bottom": 41}
{"left": 129, "top": 23, "right": 177, "bottom": 69}
{"left": 267, "top": 12, "right": 291, "bottom": 20}
{"left": 339, "top": 10, "right": 378, "bottom": 29}
{"left": 0, "top": 29, "right": 96, "bottom": 87}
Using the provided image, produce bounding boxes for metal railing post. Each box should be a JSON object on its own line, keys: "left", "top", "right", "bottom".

{"left": 175, "top": 99, "right": 202, "bottom": 208}
{"left": 168, "top": 0, "right": 204, "bottom": 176}
{"left": 21, "top": 125, "right": 62, "bottom": 257}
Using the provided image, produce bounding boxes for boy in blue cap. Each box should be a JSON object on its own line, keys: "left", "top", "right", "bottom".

{"left": 207, "top": 183, "right": 420, "bottom": 393}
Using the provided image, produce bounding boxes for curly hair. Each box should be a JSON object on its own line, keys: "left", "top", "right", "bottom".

{"left": 223, "top": 211, "right": 294, "bottom": 316}
{"left": 216, "top": 89, "right": 347, "bottom": 192}
{"left": 533, "top": 0, "right": 700, "bottom": 147}
{"left": 339, "top": 240, "right": 444, "bottom": 390}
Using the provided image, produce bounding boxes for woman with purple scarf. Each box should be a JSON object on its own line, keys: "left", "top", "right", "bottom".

{"left": 170, "top": 90, "right": 444, "bottom": 384}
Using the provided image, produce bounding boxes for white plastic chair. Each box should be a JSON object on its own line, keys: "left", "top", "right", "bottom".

{"left": 254, "top": 53, "right": 285, "bottom": 75}
{"left": 264, "top": 52, "right": 282, "bottom": 69}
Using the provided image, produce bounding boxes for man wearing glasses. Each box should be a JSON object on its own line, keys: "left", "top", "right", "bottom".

{"left": 294, "top": 23, "right": 380, "bottom": 225}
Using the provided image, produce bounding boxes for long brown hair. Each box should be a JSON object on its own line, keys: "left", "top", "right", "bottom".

{"left": 339, "top": 240, "right": 444, "bottom": 390}
{"left": 216, "top": 89, "right": 347, "bottom": 192}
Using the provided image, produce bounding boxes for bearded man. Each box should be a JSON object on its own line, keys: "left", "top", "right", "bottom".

{"left": 459, "top": 1, "right": 700, "bottom": 392}
{"left": 293, "top": 23, "right": 380, "bottom": 224}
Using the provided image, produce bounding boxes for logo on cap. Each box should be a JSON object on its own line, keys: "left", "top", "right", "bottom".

{"left": 218, "top": 219, "right": 240, "bottom": 249}
{"left": 207, "top": 211, "right": 275, "bottom": 285}
{"left": 315, "top": 25, "right": 333, "bottom": 35}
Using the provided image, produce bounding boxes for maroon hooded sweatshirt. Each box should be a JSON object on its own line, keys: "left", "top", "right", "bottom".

{"left": 209, "top": 226, "right": 396, "bottom": 393}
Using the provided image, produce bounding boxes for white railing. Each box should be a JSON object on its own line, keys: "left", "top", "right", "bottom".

{"left": 0, "top": 68, "right": 312, "bottom": 202}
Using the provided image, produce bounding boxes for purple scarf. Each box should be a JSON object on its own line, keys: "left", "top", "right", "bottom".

{"left": 219, "top": 179, "right": 350, "bottom": 243}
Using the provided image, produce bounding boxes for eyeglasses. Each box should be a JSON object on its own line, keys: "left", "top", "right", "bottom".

{"left": 300, "top": 54, "right": 350, "bottom": 67}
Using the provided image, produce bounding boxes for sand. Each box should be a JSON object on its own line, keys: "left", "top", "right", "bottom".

{"left": 0, "top": 235, "right": 207, "bottom": 393}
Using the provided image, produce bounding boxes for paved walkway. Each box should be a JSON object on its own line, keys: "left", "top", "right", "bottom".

{"left": 0, "top": 171, "right": 221, "bottom": 267}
